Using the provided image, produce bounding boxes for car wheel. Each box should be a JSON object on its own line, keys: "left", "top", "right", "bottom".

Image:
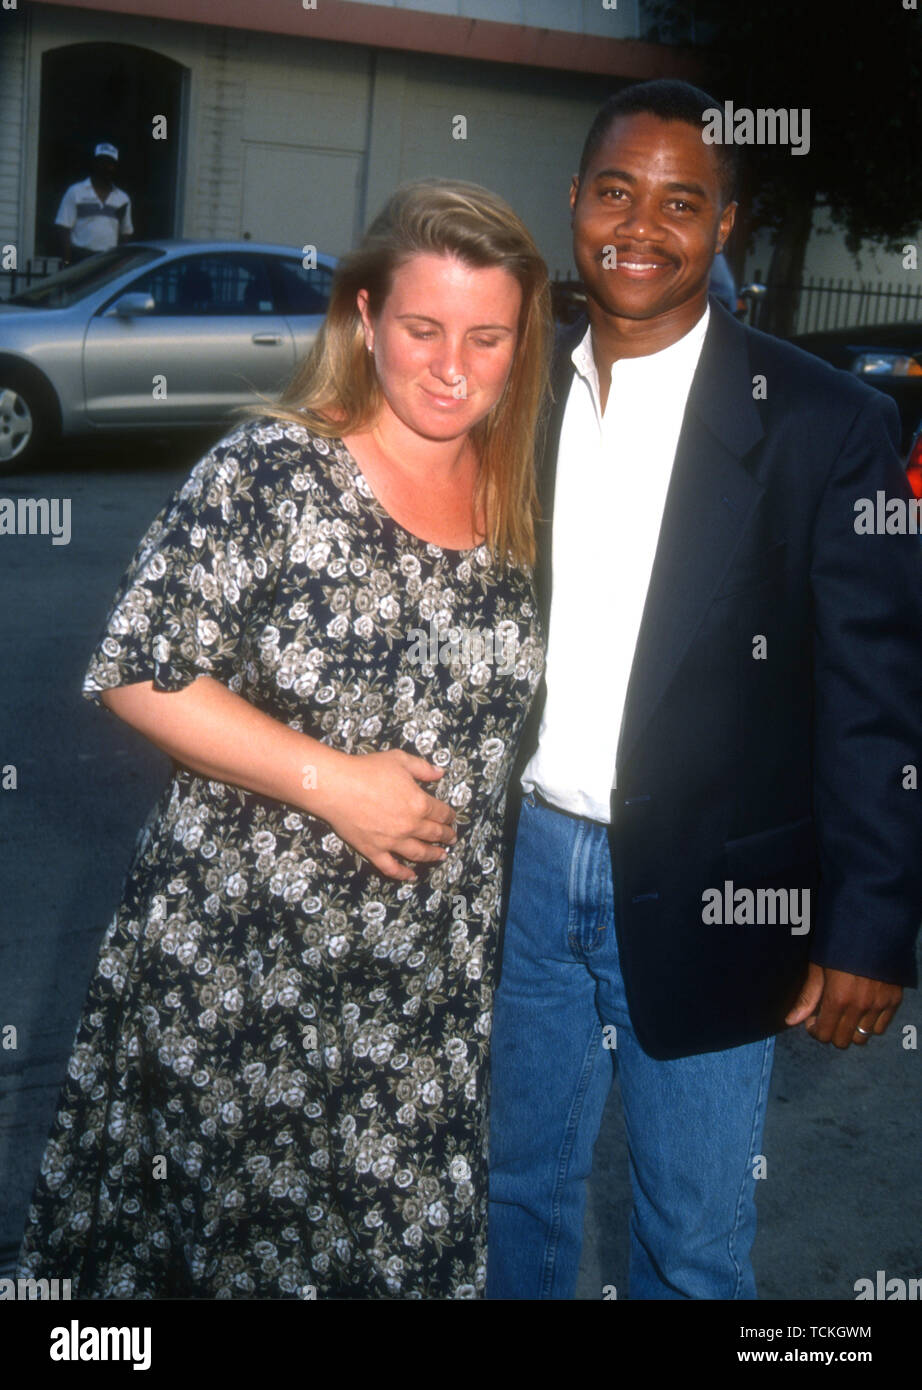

{"left": 0, "top": 370, "right": 57, "bottom": 473}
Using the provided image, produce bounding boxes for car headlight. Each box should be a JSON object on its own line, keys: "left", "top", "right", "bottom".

{"left": 852, "top": 353, "right": 922, "bottom": 377}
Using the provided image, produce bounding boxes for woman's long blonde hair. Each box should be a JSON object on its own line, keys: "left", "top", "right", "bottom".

{"left": 253, "top": 179, "right": 551, "bottom": 566}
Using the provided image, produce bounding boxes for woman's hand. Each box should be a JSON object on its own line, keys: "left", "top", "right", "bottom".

{"left": 316, "top": 749, "right": 457, "bottom": 881}
{"left": 100, "top": 677, "right": 456, "bottom": 881}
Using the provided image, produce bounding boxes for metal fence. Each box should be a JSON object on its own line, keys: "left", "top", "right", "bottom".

{"left": 0, "top": 257, "right": 62, "bottom": 300}
{"left": 751, "top": 276, "right": 922, "bottom": 336}
{"left": 551, "top": 271, "right": 922, "bottom": 338}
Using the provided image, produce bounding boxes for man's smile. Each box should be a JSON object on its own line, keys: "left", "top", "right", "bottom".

{"left": 611, "top": 258, "right": 674, "bottom": 277}
{"left": 600, "top": 247, "right": 677, "bottom": 276}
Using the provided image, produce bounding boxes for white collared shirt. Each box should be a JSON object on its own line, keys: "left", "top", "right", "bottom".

{"left": 522, "top": 306, "right": 710, "bottom": 822}
{"left": 55, "top": 177, "right": 134, "bottom": 251}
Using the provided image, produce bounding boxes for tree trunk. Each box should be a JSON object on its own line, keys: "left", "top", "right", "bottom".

{"left": 761, "top": 193, "right": 816, "bottom": 337}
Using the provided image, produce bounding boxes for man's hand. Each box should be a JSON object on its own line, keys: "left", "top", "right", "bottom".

{"left": 785, "top": 964, "right": 902, "bottom": 1048}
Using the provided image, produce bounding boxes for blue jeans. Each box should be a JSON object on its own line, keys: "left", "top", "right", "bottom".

{"left": 487, "top": 794, "right": 775, "bottom": 1300}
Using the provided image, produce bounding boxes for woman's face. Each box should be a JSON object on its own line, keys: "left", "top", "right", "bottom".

{"left": 357, "top": 252, "right": 522, "bottom": 444}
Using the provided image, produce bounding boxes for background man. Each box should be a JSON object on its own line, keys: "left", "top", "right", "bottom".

{"left": 55, "top": 142, "right": 133, "bottom": 265}
{"left": 487, "top": 80, "right": 922, "bottom": 1301}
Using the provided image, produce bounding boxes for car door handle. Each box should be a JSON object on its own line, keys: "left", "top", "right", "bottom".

{"left": 252, "top": 333, "right": 283, "bottom": 345}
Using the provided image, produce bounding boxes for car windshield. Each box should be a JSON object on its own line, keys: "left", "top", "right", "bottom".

{"left": 7, "top": 247, "right": 164, "bottom": 309}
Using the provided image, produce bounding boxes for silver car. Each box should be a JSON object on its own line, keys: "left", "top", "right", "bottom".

{"left": 0, "top": 240, "right": 337, "bottom": 470}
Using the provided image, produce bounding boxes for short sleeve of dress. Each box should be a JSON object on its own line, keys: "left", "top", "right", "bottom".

{"left": 83, "top": 421, "right": 302, "bottom": 705}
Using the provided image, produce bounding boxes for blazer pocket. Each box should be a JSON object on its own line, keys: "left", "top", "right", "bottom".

{"left": 725, "top": 815, "right": 816, "bottom": 877}
{"left": 714, "top": 539, "right": 788, "bottom": 601}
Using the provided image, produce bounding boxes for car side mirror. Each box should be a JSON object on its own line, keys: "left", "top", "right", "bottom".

{"left": 112, "top": 293, "right": 156, "bottom": 318}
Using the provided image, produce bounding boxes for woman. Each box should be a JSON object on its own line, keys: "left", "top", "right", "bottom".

{"left": 17, "top": 179, "right": 550, "bottom": 1299}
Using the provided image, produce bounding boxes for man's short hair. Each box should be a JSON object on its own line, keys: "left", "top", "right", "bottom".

{"left": 577, "top": 79, "right": 740, "bottom": 207}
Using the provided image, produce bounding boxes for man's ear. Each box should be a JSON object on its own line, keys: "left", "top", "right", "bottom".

{"left": 569, "top": 175, "right": 580, "bottom": 222}
{"left": 715, "top": 200, "right": 737, "bottom": 255}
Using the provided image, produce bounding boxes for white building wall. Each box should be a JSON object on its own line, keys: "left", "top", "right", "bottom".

{"left": 340, "top": 0, "right": 645, "bottom": 40}
{"left": 2, "top": 5, "right": 616, "bottom": 275}
{"left": 233, "top": 35, "right": 372, "bottom": 254}
{"left": 366, "top": 54, "right": 610, "bottom": 276}
{"left": 191, "top": 25, "right": 250, "bottom": 244}
{"left": 4, "top": 7, "right": 377, "bottom": 262}
{"left": 0, "top": 11, "right": 28, "bottom": 258}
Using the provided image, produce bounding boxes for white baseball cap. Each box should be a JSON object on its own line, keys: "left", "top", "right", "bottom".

{"left": 94, "top": 143, "right": 119, "bottom": 161}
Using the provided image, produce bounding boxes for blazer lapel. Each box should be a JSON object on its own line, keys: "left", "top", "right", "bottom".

{"left": 616, "top": 304, "right": 766, "bottom": 772}
{"left": 535, "top": 317, "right": 586, "bottom": 624}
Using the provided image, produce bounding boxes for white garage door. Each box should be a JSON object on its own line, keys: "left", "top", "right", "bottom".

{"left": 240, "top": 143, "right": 362, "bottom": 258}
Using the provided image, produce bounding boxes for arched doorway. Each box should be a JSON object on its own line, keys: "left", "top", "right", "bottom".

{"left": 36, "top": 43, "right": 186, "bottom": 256}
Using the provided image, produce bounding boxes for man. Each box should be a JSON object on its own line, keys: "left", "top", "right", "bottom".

{"left": 487, "top": 80, "right": 922, "bottom": 1300}
{"left": 55, "top": 143, "right": 133, "bottom": 265}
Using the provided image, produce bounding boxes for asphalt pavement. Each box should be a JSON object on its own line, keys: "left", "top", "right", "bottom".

{"left": 1, "top": 434, "right": 919, "bottom": 1300}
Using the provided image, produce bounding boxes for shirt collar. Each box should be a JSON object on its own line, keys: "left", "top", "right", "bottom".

{"left": 79, "top": 177, "right": 118, "bottom": 203}
{"left": 571, "top": 303, "right": 710, "bottom": 390}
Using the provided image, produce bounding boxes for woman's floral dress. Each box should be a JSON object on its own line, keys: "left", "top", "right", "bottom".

{"left": 16, "top": 419, "right": 544, "bottom": 1299}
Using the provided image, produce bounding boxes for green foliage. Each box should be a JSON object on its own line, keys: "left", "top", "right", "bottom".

{"left": 644, "top": 0, "right": 922, "bottom": 253}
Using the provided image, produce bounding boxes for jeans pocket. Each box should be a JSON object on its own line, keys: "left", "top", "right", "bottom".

{"left": 566, "top": 821, "right": 613, "bottom": 956}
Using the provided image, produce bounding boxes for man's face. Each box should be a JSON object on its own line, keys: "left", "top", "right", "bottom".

{"left": 93, "top": 157, "right": 117, "bottom": 183}
{"left": 570, "top": 112, "right": 736, "bottom": 326}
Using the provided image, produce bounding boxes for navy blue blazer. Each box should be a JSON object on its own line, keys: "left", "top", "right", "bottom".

{"left": 504, "top": 298, "right": 922, "bottom": 1060}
